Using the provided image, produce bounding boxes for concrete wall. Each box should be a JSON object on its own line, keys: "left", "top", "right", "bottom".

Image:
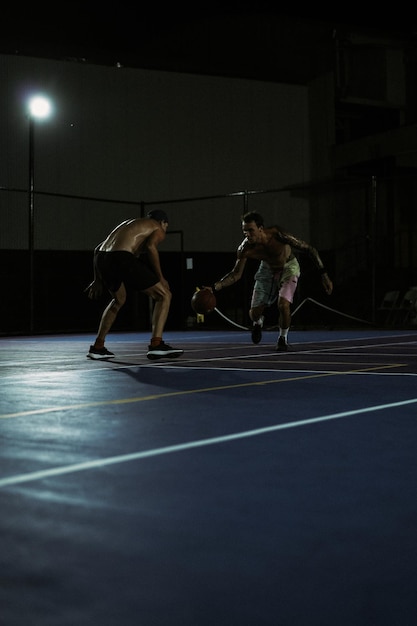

{"left": 0, "top": 54, "right": 311, "bottom": 253}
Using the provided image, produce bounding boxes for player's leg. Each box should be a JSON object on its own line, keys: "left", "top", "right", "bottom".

{"left": 249, "top": 303, "right": 266, "bottom": 344}
{"left": 87, "top": 283, "right": 127, "bottom": 359}
{"left": 276, "top": 270, "right": 299, "bottom": 351}
{"left": 145, "top": 282, "right": 172, "bottom": 339}
{"left": 277, "top": 295, "right": 291, "bottom": 351}
{"left": 249, "top": 262, "right": 277, "bottom": 344}
{"left": 144, "top": 282, "right": 183, "bottom": 359}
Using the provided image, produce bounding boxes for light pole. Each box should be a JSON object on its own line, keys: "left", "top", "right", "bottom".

{"left": 27, "top": 95, "right": 52, "bottom": 333}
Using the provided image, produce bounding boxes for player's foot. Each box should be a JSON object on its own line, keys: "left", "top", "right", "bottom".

{"left": 87, "top": 346, "right": 115, "bottom": 359}
{"left": 276, "top": 336, "right": 288, "bottom": 352}
{"left": 251, "top": 316, "right": 264, "bottom": 344}
{"left": 147, "top": 342, "right": 184, "bottom": 360}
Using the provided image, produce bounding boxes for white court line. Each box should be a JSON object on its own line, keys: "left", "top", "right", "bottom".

{"left": 146, "top": 364, "right": 417, "bottom": 377}
{"left": 0, "top": 337, "right": 415, "bottom": 383}
{"left": 0, "top": 344, "right": 247, "bottom": 370}
{"left": 299, "top": 340, "right": 417, "bottom": 354}
{"left": 0, "top": 336, "right": 415, "bottom": 371}
{"left": 1, "top": 397, "right": 416, "bottom": 489}
{"left": 0, "top": 358, "right": 412, "bottom": 386}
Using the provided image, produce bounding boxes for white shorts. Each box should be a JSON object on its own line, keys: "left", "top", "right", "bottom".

{"left": 250, "top": 258, "right": 300, "bottom": 308}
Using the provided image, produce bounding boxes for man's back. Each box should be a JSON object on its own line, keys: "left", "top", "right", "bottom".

{"left": 99, "top": 218, "right": 163, "bottom": 255}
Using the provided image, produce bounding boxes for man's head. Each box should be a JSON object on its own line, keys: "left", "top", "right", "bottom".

{"left": 147, "top": 209, "right": 169, "bottom": 224}
{"left": 242, "top": 212, "right": 264, "bottom": 228}
{"left": 241, "top": 211, "right": 264, "bottom": 243}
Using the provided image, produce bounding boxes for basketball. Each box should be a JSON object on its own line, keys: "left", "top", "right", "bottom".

{"left": 191, "top": 288, "right": 216, "bottom": 314}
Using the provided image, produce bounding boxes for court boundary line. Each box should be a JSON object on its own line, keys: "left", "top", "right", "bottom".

{"left": 153, "top": 364, "right": 417, "bottom": 377}
{"left": 1, "top": 396, "right": 416, "bottom": 489}
{"left": 0, "top": 363, "right": 404, "bottom": 420}
{"left": 1, "top": 334, "right": 416, "bottom": 372}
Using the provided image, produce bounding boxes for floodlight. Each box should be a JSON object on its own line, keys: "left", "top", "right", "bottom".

{"left": 28, "top": 95, "right": 52, "bottom": 119}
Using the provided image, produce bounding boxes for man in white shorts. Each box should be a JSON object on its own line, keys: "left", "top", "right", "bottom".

{"left": 212, "top": 211, "right": 333, "bottom": 351}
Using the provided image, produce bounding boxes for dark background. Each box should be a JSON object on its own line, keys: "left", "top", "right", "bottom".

{"left": 4, "top": 8, "right": 416, "bottom": 86}
{"left": 2, "top": 6, "right": 416, "bottom": 335}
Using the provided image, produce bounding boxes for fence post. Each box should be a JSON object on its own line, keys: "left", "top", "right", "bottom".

{"left": 371, "top": 175, "right": 377, "bottom": 324}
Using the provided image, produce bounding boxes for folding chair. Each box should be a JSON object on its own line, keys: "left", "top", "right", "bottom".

{"left": 377, "top": 290, "right": 400, "bottom": 325}
{"left": 393, "top": 287, "right": 417, "bottom": 326}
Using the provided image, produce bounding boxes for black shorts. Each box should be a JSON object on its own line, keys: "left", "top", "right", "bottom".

{"left": 95, "top": 251, "right": 158, "bottom": 293}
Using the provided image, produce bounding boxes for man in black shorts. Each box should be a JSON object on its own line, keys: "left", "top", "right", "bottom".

{"left": 85, "top": 210, "right": 183, "bottom": 360}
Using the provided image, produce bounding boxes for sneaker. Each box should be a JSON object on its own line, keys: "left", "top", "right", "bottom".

{"left": 87, "top": 345, "right": 115, "bottom": 359}
{"left": 147, "top": 342, "right": 184, "bottom": 360}
{"left": 251, "top": 316, "right": 264, "bottom": 344}
{"left": 276, "top": 336, "right": 288, "bottom": 352}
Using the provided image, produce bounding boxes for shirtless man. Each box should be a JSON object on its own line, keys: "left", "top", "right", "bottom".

{"left": 212, "top": 211, "right": 333, "bottom": 351}
{"left": 86, "top": 209, "right": 183, "bottom": 360}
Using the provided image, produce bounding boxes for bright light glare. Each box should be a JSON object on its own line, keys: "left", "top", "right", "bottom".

{"left": 28, "top": 95, "right": 52, "bottom": 119}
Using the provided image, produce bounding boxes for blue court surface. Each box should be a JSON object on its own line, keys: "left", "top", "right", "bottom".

{"left": 1, "top": 328, "right": 416, "bottom": 626}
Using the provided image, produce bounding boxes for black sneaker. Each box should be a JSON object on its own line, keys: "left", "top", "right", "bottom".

{"left": 251, "top": 324, "right": 262, "bottom": 344}
{"left": 276, "top": 337, "right": 288, "bottom": 352}
{"left": 87, "top": 345, "right": 115, "bottom": 359}
{"left": 147, "top": 342, "right": 184, "bottom": 360}
{"left": 251, "top": 316, "right": 264, "bottom": 344}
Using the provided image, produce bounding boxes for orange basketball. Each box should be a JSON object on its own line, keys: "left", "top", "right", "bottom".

{"left": 191, "top": 288, "right": 216, "bottom": 314}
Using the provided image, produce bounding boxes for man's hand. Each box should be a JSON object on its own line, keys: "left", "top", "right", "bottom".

{"left": 84, "top": 280, "right": 103, "bottom": 300}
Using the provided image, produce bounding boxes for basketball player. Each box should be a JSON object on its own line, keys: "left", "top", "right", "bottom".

{"left": 212, "top": 211, "right": 333, "bottom": 350}
{"left": 85, "top": 210, "right": 183, "bottom": 360}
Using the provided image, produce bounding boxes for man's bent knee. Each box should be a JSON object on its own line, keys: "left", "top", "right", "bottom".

{"left": 110, "top": 297, "right": 125, "bottom": 312}
{"left": 146, "top": 283, "right": 172, "bottom": 302}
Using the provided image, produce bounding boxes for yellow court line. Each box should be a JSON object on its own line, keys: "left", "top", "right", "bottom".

{"left": 0, "top": 363, "right": 405, "bottom": 420}
{"left": 227, "top": 358, "right": 404, "bottom": 366}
